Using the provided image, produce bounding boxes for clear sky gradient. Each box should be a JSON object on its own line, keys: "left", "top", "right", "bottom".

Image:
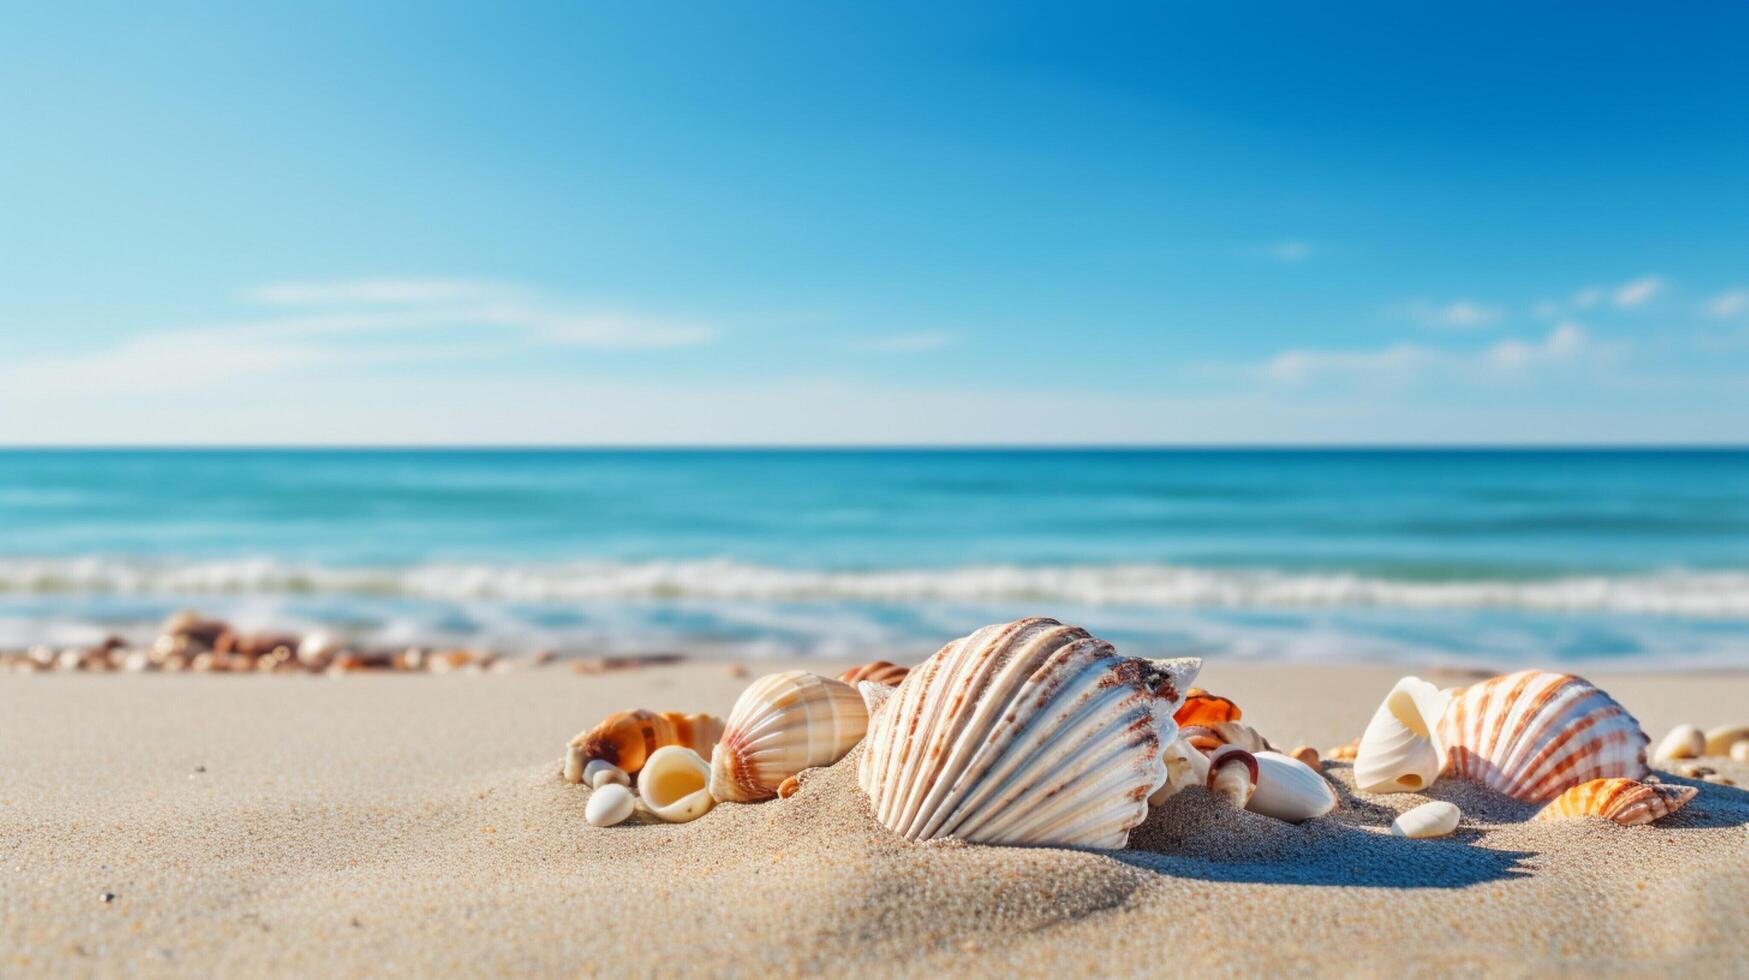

{"left": 3, "top": 2, "right": 1746, "bottom": 444}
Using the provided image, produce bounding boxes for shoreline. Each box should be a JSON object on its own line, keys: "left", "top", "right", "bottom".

{"left": 4, "top": 662, "right": 1747, "bottom": 976}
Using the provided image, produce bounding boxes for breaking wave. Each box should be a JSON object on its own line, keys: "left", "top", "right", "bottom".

{"left": 1, "top": 558, "right": 1746, "bottom": 618}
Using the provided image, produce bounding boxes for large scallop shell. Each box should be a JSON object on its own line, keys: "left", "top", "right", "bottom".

{"left": 1533, "top": 777, "right": 1696, "bottom": 826}
{"left": 858, "top": 617, "right": 1200, "bottom": 849}
{"left": 1436, "top": 671, "right": 1649, "bottom": 802}
{"left": 708, "top": 671, "right": 868, "bottom": 803}
{"left": 566, "top": 710, "right": 725, "bottom": 781}
{"left": 1352, "top": 676, "right": 1451, "bottom": 794}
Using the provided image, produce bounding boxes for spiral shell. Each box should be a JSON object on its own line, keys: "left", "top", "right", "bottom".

{"left": 1174, "top": 689, "right": 1242, "bottom": 727}
{"left": 839, "top": 661, "right": 910, "bottom": 687}
{"left": 1533, "top": 777, "right": 1696, "bottom": 826}
{"left": 565, "top": 710, "right": 725, "bottom": 781}
{"left": 859, "top": 617, "right": 1200, "bottom": 849}
{"left": 1436, "top": 671, "right": 1649, "bottom": 802}
{"left": 708, "top": 671, "right": 868, "bottom": 803}
{"left": 1353, "top": 676, "right": 1451, "bottom": 794}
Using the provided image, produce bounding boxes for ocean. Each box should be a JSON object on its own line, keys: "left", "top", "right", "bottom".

{"left": 1, "top": 449, "right": 1746, "bottom": 668}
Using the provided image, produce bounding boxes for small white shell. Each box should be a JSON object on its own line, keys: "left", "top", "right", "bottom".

{"left": 1246, "top": 750, "right": 1337, "bottom": 822}
{"left": 585, "top": 783, "right": 636, "bottom": 827}
{"left": 1733, "top": 741, "right": 1749, "bottom": 764}
{"left": 637, "top": 746, "right": 716, "bottom": 823}
{"left": 1704, "top": 725, "right": 1749, "bottom": 756}
{"left": 1149, "top": 736, "right": 1211, "bottom": 807}
{"left": 1653, "top": 724, "right": 1706, "bottom": 762}
{"left": 296, "top": 631, "right": 345, "bottom": 667}
{"left": 1390, "top": 801, "right": 1460, "bottom": 838}
{"left": 584, "top": 759, "right": 630, "bottom": 789}
{"left": 1353, "top": 676, "right": 1450, "bottom": 794}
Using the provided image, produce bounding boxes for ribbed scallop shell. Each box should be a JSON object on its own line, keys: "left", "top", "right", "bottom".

{"left": 708, "top": 671, "right": 868, "bottom": 803}
{"left": 838, "top": 660, "right": 910, "bottom": 687}
{"left": 858, "top": 617, "right": 1201, "bottom": 849}
{"left": 1534, "top": 777, "right": 1696, "bottom": 826}
{"left": 1436, "top": 671, "right": 1649, "bottom": 802}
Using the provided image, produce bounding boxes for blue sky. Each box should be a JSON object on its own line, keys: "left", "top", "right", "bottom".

{"left": 2, "top": 2, "right": 1746, "bottom": 444}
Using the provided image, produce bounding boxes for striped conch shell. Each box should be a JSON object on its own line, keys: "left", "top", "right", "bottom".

{"left": 708, "top": 671, "right": 868, "bottom": 803}
{"left": 838, "top": 660, "right": 910, "bottom": 687}
{"left": 1437, "top": 671, "right": 1649, "bottom": 802}
{"left": 1174, "top": 689, "right": 1241, "bottom": 727}
{"left": 566, "top": 710, "right": 725, "bottom": 781}
{"left": 859, "top": 617, "right": 1201, "bottom": 849}
{"left": 1353, "top": 676, "right": 1452, "bottom": 794}
{"left": 1534, "top": 777, "right": 1697, "bottom": 826}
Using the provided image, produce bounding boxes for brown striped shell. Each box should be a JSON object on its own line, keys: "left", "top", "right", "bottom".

{"left": 708, "top": 671, "right": 868, "bottom": 803}
{"left": 1534, "top": 777, "right": 1697, "bottom": 826}
{"left": 566, "top": 709, "right": 725, "bottom": 780}
{"left": 1436, "top": 671, "right": 1648, "bottom": 802}
{"left": 838, "top": 660, "right": 910, "bottom": 687}
{"left": 858, "top": 617, "right": 1201, "bottom": 849}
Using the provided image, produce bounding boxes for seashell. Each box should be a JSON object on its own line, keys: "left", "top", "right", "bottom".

{"left": 1180, "top": 722, "right": 1270, "bottom": 755}
{"left": 1353, "top": 676, "right": 1451, "bottom": 794}
{"left": 1534, "top": 778, "right": 1696, "bottom": 826}
{"left": 1149, "top": 736, "right": 1211, "bottom": 806}
{"left": 1289, "top": 745, "right": 1322, "bottom": 773}
{"left": 839, "top": 660, "right": 910, "bottom": 687}
{"left": 1732, "top": 741, "right": 1749, "bottom": 764}
{"left": 859, "top": 617, "right": 1200, "bottom": 848}
{"left": 1437, "top": 671, "right": 1649, "bottom": 802}
{"left": 1326, "top": 738, "right": 1360, "bottom": 762}
{"left": 566, "top": 710, "right": 725, "bottom": 781}
{"left": 1703, "top": 725, "right": 1749, "bottom": 756}
{"left": 1653, "top": 724, "right": 1705, "bottom": 762}
{"left": 1207, "top": 746, "right": 1259, "bottom": 809}
{"left": 584, "top": 759, "right": 630, "bottom": 789}
{"left": 1174, "top": 688, "right": 1241, "bottom": 727}
{"left": 1245, "top": 751, "right": 1337, "bottom": 823}
{"left": 777, "top": 775, "right": 801, "bottom": 799}
{"left": 585, "top": 783, "right": 636, "bottom": 827}
{"left": 296, "top": 631, "right": 346, "bottom": 668}
{"left": 637, "top": 746, "right": 716, "bottom": 823}
{"left": 1391, "top": 801, "right": 1460, "bottom": 839}
{"left": 857, "top": 679, "right": 898, "bottom": 717}
{"left": 710, "top": 671, "right": 868, "bottom": 803}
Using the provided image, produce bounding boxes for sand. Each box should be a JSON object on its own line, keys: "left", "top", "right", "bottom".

{"left": 2, "top": 662, "right": 1746, "bottom": 977}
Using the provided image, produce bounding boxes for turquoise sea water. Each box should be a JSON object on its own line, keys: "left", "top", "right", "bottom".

{"left": 1, "top": 449, "right": 1746, "bottom": 667}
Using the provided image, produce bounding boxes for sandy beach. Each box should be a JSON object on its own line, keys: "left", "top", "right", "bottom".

{"left": 2, "top": 661, "right": 1745, "bottom": 978}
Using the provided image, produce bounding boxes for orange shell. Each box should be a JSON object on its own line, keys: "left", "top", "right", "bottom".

{"left": 1326, "top": 738, "right": 1361, "bottom": 762}
{"left": 1174, "top": 688, "right": 1242, "bottom": 727}
{"left": 570, "top": 709, "right": 724, "bottom": 774}
{"left": 777, "top": 775, "right": 801, "bottom": 799}
{"left": 838, "top": 661, "right": 910, "bottom": 687}
{"left": 1534, "top": 777, "right": 1696, "bottom": 826}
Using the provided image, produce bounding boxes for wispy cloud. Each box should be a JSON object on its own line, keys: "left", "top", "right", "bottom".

{"left": 1613, "top": 275, "right": 1665, "bottom": 308}
{"left": 1267, "top": 240, "right": 1313, "bottom": 262}
{"left": 244, "top": 278, "right": 520, "bottom": 306}
{"left": 0, "top": 279, "right": 718, "bottom": 396}
{"left": 1260, "top": 323, "right": 1599, "bottom": 385}
{"left": 1399, "top": 299, "right": 1502, "bottom": 330}
{"left": 1704, "top": 289, "right": 1748, "bottom": 319}
{"left": 849, "top": 331, "right": 960, "bottom": 353}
